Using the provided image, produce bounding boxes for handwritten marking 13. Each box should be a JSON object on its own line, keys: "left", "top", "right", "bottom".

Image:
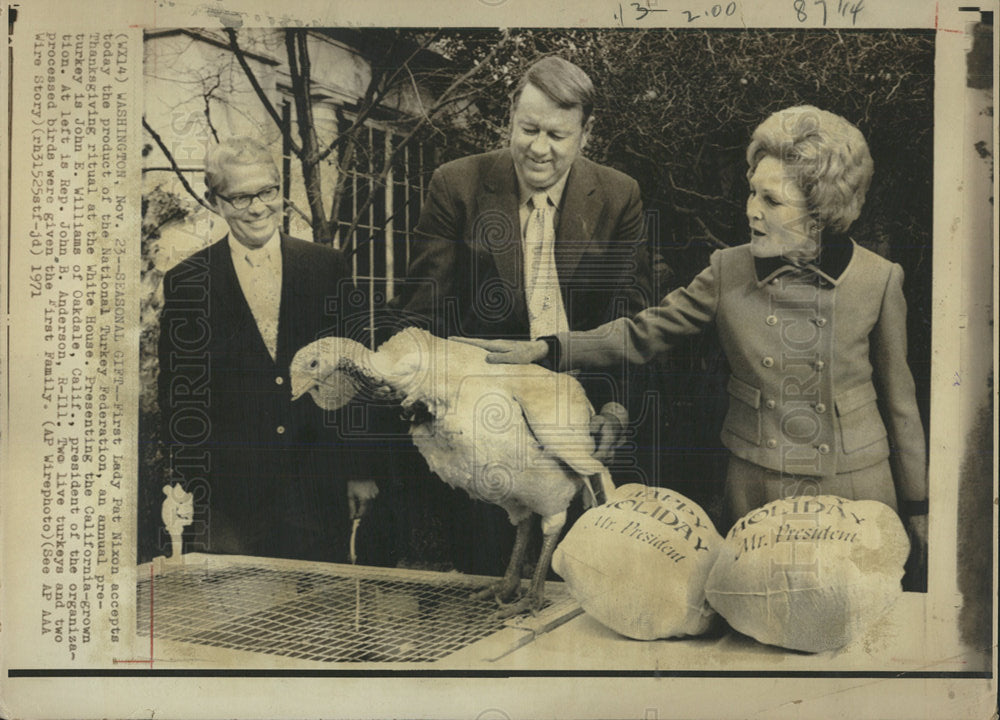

{"left": 615, "top": 1, "right": 738, "bottom": 25}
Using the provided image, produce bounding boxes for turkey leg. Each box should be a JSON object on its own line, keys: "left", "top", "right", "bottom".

{"left": 471, "top": 516, "right": 532, "bottom": 604}
{"left": 493, "top": 510, "right": 566, "bottom": 618}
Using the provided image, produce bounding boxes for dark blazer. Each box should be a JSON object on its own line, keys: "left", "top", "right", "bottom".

{"left": 398, "top": 149, "right": 653, "bottom": 343}
{"left": 157, "top": 233, "right": 358, "bottom": 561}
{"left": 379, "top": 149, "right": 654, "bottom": 575}
{"left": 558, "top": 241, "right": 927, "bottom": 504}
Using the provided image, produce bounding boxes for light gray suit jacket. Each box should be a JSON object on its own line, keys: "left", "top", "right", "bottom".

{"left": 557, "top": 241, "right": 927, "bottom": 502}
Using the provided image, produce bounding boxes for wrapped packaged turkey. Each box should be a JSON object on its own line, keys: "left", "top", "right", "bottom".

{"left": 552, "top": 484, "right": 722, "bottom": 640}
{"left": 705, "top": 495, "right": 910, "bottom": 653}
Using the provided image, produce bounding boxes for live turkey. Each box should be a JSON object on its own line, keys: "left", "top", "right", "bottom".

{"left": 289, "top": 328, "right": 613, "bottom": 616}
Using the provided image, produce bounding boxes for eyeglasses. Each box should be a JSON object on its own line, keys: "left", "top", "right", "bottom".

{"left": 215, "top": 185, "right": 280, "bottom": 210}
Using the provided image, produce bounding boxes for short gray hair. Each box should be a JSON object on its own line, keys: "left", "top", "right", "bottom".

{"left": 746, "top": 106, "right": 874, "bottom": 233}
{"left": 204, "top": 136, "right": 278, "bottom": 197}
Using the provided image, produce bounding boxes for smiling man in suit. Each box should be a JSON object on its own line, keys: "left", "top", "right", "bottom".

{"left": 403, "top": 56, "right": 651, "bottom": 353}
{"left": 157, "top": 136, "right": 377, "bottom": 562}
{"left": 387, "top": 56, "right": 653, "bottom": 574}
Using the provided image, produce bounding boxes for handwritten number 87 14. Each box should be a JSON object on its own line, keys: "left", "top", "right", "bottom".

{"left": 794, "top": 0, "right": 865, "bottom": 25}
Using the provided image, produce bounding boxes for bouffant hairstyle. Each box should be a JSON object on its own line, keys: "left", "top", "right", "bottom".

{"left": 510, "top": 56, "right": 596, "bottom": 126}
{"left": 746, "top": 106, "right": 874, "bottom": 234}
{"left": 204, "top": 136, "right": 278, "bottom": 198}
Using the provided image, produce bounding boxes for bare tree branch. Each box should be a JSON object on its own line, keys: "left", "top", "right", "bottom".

{"left": 314, "top": 53, "right": 389, "bottom": 166}
{"left": 404, "top": 62, "right": 429, "bottom": 122}
{"left": 286, "top": 28, "right": 333, "bottom": 240}
{"left": 202, "top": 74, "right": 221, "bottom": 143}
{"left": 283, "top": 198, "right": 313, "bottom": 224}
{"left": 316, "top": 31, "right": 441, "bottom": 164}
{"left": 693, "top": 215, "right": 730, "bottom": 250}
{"left": 328, "top": 105, "right": 359, "bottom": 242}
{"left": 223, "top": 27, "right": 301, "bottom": 156}
{"left": 340, "top": 30, "right": 512, "bottom": 257}
{"left": 142, "top": 116, "right": 213, "bottom": 212}
{"left": 666, "top": 169, "right": 740, "bottom": 207}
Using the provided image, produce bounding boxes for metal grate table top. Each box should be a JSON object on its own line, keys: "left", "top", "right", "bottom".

{"left": 137, "top": 554, "right": 578, "bottom": 664}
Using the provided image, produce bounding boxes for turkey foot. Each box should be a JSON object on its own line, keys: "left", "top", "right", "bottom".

{"left": 471, "top": 517, "right": 531, "bottom": 604}
{"left": 491, "top": 524, "right": 561, "bottom": 619}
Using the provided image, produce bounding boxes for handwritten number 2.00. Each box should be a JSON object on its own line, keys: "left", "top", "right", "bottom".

{"left": 684, "top": 2, "right": 736, "bottom": 21}
{"left": 620, "top": 1, "right": 737, "bottom": 24}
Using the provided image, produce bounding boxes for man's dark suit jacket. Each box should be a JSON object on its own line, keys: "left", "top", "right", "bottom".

{"left": 157, "top": 233, "right": 359, "bottom": 562}
{"left": 399, "top": 149, "right": 652, "bottom": 349}
{"left": 380, "top": 149, "right": 654, "bottom": 574}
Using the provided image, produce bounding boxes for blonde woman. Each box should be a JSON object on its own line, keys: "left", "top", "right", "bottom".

{"left": 459, "top": 106, "right": 928, "bottom": 555}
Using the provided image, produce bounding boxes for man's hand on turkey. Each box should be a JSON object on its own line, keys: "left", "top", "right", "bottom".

{"left": 448, "top": 336, "right": 548, "bottom": 365}
{"left": 590, "top": 402, "right": 628, "bottom": 463}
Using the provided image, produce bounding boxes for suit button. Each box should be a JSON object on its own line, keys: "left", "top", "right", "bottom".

{"left": 766, "top": 438, "right": 778, "bottom": 449}
{"left": 275, "top": 376, "right": 284, "bottom": 385}
{"left": 814, "top": 360, "right": 826, "bottom": 370}
{"left": 766, "top": 315, "right": 778, "bottom": 326}
{"left": 814, "top": 317, "right": 828, "bottom": 327}
{"left": 765, "top": 399, "right": 777, "bottom": 409}
{"left": 814, "top": 402, "right": 827, "bottom": 413}
{"left": 817, "top": 443, "right": 830, "bottom": 454}
{"left": 762, "top": 356, "right": 774, "bottom": 368}
{"left": 276, "top": 425, "right": 286, "bottom": 435}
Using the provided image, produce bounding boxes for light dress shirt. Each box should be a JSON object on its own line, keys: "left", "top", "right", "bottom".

{"left": 229, "top": 232, "right": 282, "bottom": 361}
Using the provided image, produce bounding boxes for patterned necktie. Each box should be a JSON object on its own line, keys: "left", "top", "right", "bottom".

{"left": 524, "top": 191, "right": 568, "bottom": 339}
{"left": 243, "top": 249, "right": 281, "bottom": 361}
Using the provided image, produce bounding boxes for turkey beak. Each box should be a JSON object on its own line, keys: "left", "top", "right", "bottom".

{"left": 289, "top": 372, "right": 312, "bottom": 402}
